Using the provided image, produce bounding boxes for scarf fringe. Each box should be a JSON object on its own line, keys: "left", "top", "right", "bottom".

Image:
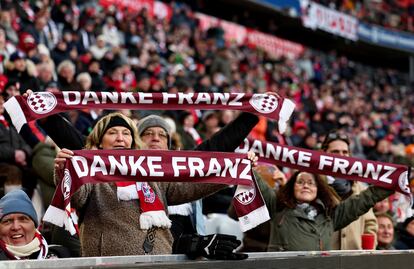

{"left": 43, "top": 205, "right": 78, "bottom": 235}
{"left": 237, "top": 205, "right": 270, "bottom": 232}
{"left": 140, "top": 210, "right": 172, "bottom": 230}
{"left": 278, "top": 99, "right": 296, "bottom": 134}
{"left": 4, "top": 97, "right": 26, "bottom": 132}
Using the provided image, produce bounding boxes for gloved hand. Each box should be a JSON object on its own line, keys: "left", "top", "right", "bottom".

{"left": 172, "top": 233, "right": 248, "bottom": 260}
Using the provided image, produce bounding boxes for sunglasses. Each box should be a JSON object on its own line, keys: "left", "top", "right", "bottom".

{"left": 321, "top": 132, "right": 350, "bottom": 149}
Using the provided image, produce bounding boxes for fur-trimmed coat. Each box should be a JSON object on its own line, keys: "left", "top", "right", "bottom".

{"left": 44, "top": 112, "right": 259, "bottom": 256}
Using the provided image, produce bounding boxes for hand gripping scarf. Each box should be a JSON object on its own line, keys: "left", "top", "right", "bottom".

{"left": 43, "top": 150, "right": 270, "bottom": 234}
{"left": 4, "top": 92, "right": 295, "bottom": 134}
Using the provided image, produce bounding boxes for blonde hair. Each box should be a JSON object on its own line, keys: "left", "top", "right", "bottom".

{"left": 85, "top": 112, "right": 142, "bottom": 149}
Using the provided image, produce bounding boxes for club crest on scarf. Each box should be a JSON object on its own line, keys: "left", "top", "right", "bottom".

{"left": 27, "top": 92, "right": 57, "bottom": 114}
{"left": 398, "top": 171, "right": 410, "bottom": 194}
{"left": 142, "top": 182, "right": 155, "bottom": 203}
{"left": 249, "top": 94, "right": 278, "bottom": 114}
{"left": 235, "top": 187, "right": 256, "bottom": 205}
{"left": 61, "top": 169, "right": 72, "bottom": 200}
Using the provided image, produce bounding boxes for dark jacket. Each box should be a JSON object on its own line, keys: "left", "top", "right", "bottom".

{"left": 394, "top": 223, "right": 414, "bottom": 250}
{"left": 0, "top": 122, "right": 32, "bottom": 163}
{"left": 257, "top": 178, "right": 393, "bottom": 251}
{"left": 41, "top": 112, "right": 259, "bottom": 256}
{"left": 5, "top": 69, "right": 40, "bottom": 93}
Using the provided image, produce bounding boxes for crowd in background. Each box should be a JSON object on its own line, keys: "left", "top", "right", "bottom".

{"left": 0, "top": 0, "right": 413, "bottom": 258}
{"left": 315, "top": 0, "right": 414, "bottom": 32}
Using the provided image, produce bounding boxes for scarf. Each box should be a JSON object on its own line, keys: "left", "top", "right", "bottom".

{"left": 0, "top": 230, "right": 48, "bottom": 260}
{"left": 43, "top": 149, "right": 269, "bottom": 234}
{"left": 184, "top": 127, "right": 202, "bottom": 145}
{"left": 236, "top": 138, "right": 411, "bottom": 195}
{"left": 4, "top": 92, "right": 295, "bottom": 134}
{"left": 116, "top": 181, "right": 171, "bottom": 229}
{"left": 296, "top": 203, "right": 318, "bottom": 220}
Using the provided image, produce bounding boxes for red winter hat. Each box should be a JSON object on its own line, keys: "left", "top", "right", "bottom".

{"left": 0, "top": 74, "right": 8, "bottom": 92}
{"left": 18, "top": 33, "right": 37, "bottom": 53}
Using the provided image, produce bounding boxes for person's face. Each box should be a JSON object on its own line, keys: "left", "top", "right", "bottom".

{"left": 38, "top": 66, "right": 53, "bottom": 82}
{"left": 377, "top": 216, "right": 394, "bottom": 245}
{"left": 183, "top": 114, "right": 194, "bottom": 127}
{"left": 59, "top": 67, "right": 74, "bottom": 81}
{"left": 14, "top": 59, "right": 26, "bottom": 72}
{"left": 0, "top": 213, "right": 36, "bottom": 246}
{"left": 79, "top": 78, "right": 91, "bottom": 91}
{"left": 374, "top": 199, "right": 390, "bottom": 214}
{"left": 326, "top": 140, "right": 350, "bottom": 156}
{"left": 6, "top": 85, "right": 20, "bottom": 97}
{"left": 294, "top": 172, "right": 318, "bottom": 203}
{"left": 100, "top": 126, "right": 132, "bottom": 149}
{"left": 406, "top": 220, "right": 414, "bottom": 236}
{"left": 140, "top": 127, "right": 168, "bottom": 150}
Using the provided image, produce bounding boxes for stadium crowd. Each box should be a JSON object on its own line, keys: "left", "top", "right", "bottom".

{"left": 0, "top": 0, "right": 413, "bottom": 261}
{"left": 315, "top": 0, "right": 414, "bottom": 33}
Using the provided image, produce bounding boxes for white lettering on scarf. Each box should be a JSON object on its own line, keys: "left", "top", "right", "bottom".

{"left": 62, "top": 91, "right": 154, "bottom": 105}
{"left": 161, "top": 92, "right": 244, "bottom": 106}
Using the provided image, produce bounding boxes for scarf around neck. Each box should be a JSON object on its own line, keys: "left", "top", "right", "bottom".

{"left": 0, "top": 230, "right": 48, "bottom": 260}
{"left": 116, "top": 181, "right": 171, "bottom": 229}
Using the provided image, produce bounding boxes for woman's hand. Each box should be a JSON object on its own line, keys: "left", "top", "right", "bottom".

{"left": 22, "top": 89, "right": 33, "bottom": 97}
{"left": 247, "top": 151, "right": 258, "bottom": 167}
{"left": 55, "top": 148, "right": 74, "bottom": 171}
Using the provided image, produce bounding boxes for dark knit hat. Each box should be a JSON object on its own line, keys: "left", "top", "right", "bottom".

{"left": 137, "top": 115, "right": 172, "bottom": 149}
{"left": 0, "top": 190, "right": 38, "bottom": 227}
{"left": 100, "top": 115, "right": 136, "bottom": 148}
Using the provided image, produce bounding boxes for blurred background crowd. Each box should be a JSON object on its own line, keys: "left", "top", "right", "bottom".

{"left": 0, "top": 0, "right": 413, "bottom": 255}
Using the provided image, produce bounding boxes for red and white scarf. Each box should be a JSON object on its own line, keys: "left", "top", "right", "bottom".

{"left": 0, "top": 231, "right": 48, "bottom": 260}
{"left": 116, "top": 181, "right": 171, "bottom": 229}
{"left": 43, "top": 149, "right": 269, "bottom": 234}
{"left": 236, "top": 138, "right": 411, "bottom": 195}
{"left": 4, "top": 92, "right": 295, "bottom": 134}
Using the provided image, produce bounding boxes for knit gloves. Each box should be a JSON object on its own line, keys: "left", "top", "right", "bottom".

{"left": 173, "top": 233, "right": 248, "bottom": 260}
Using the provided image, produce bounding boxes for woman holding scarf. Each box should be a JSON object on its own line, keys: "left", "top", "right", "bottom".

{"left": 54, "top": 112, "right": 255, "bottom": 258}
{"left": 0, "top": 190, "right": 69, "bottom": 260}
{"left": 257, "top": 170, "right": 394, "bottom": 251}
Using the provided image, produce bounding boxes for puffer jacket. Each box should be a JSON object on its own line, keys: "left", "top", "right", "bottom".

{"left": 257, "top": 178, "right": 393, "bottom": 251}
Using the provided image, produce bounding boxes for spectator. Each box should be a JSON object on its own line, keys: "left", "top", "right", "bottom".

{"left": 0, "top": 190, "right": 70, "bottom": 259}
{"left": 87, "top": 59, "right": 106, "bottom": 92}
{"left": 5, "top": 51, "right": 40, "bottom": 93}
{"left": 322, "top": 131, "right": 378, "bottom": 250}
{"left": 256, "top": 170, "right": 393, "bottom": 251}
{"left": 0, "top": 91, "right": 31, "bottom": 196}
{"left": 37, "top": 62, "right": 56, "bottom": 92}
{"left": 56, "top": 60, "right": 79, "bottom": 92}
{"left": 376, "top": 213, "right": 396, "bottom": 250}
{"left": 394, "top": 216, "right": 414, "bottom": 249}
{"left": 0, "top": 9, "right": 18, "bottom": 45}
{"left": 76, "top": 19, "right": 96, "bottom": 54}
{"left": 228, "top": 164, "right": 287, "bottom": 252}
{"left": 52, "top": 111, "right": 258, "bottom": 257}
{"left": 89, "top": 35, "right": 109, "bottom": 60}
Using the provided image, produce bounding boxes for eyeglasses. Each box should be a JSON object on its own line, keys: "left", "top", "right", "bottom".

{"left": 321, "top": 132, "right": 350, "bottom": 149}
{"left": 295, "top": 179, "right": 317, "bottom": 187}
{"left": 141, "top": 130, "right": 168, "bottom": 140}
